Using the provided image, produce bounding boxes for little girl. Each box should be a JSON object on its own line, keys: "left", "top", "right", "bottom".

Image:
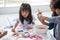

{"left": 12, "top": 3, "right": 35, "bottom": 32}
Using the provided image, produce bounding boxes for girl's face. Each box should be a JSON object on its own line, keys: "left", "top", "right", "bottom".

{"left": 21, "top": 10, "right": 29, "bottom": 18}
{"left": 50, "top": 5, "right": 55, "bottom": 12}
{"left": 55, "top": 9, "right": 60, "bottom": 15}
{"left": 50, "top": 0, "right": 54, "bottom": 5}
{"left": 50, "top": 0, "right": 55, "bottom": 12}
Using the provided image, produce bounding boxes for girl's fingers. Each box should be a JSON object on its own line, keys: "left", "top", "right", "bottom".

{"left": 38, "top": 9, "right": 42, "bottom": 14}
{"left": 12, "top": 29, "right": 15, "bottom": 32}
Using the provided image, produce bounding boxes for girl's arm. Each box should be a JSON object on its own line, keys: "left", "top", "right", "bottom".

{"left": 37, "top": 11, "right": 57, "bottom": 23}
{"left": 38, "top": 15, "right": 55, "bottom": 30}
{"left": 0, "top": 31, "right": 7, "bottom": 38}
{"left": 43, "top": 16, "right": 60, "bottom": 23}
{"left": 37, "top": 13, "right": 47, "bottom": 25}
{"left": 12, "top": 20, "right": 19, "bottom": 32}
{"left": 38, "top": 17, "right": 47, "bottom": 25}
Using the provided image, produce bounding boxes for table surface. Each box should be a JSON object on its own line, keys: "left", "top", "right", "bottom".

{"left": 0, "top": 25, "right": 56, "bottom": 40}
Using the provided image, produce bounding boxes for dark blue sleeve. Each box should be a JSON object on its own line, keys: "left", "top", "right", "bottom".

{"left": 46, "top": 23, "right": 55, "bottom": 30}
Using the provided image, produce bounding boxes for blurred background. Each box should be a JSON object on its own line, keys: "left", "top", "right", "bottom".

{"left": 0, "top": 0, "right": 53, "bottom": 35}
{"left": 0, "top": 0, "right": 51, "bottom": 25}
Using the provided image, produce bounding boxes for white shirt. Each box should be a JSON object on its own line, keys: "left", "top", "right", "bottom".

{"left": 15, "top": 16, "right": 36, "bottom": 32}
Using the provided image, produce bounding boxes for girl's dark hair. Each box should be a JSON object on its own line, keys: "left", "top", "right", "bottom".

{"left": 19, "top": 3, "right": 33, "bottom": 24}
{"left": 53, "top": 0, "right": 57, "bottom": 1}
{"left": 54, "top": 0, "right": 60, "bottom": 9}
{"left": 52, "top": 0, "right": 58, "bottom": 16}
{"left": 52, "top": 12, "right": 58, "bottom": 16}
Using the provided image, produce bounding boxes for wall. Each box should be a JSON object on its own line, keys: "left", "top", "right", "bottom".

{"left": 0, "top": 5, "right": 51, "bottom": 15}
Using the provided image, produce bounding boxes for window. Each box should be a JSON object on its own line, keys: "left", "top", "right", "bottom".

{"left": 0, "top": 0, "right": 50, "bottom": 7}
{"left": 4, "top": 0, "right": 18, "bottom": 7}
{"left": 0, "top": 0, "right": 4, "bottom": 7}
{"left": 30, "top": 0, "right": 50, "bottom": 5}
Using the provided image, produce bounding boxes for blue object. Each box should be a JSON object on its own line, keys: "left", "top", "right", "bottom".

{"left": 25, "top": 32, "right": 28, "bottom": 34}
{"left": 18, "top": 30, "right": 24, "bottom": 32}
{"left": 6, "top": 25, "right": 13, "bottom": 28}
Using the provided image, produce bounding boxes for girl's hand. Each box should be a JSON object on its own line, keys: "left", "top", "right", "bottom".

{"left": 13, "top": 33, "right": 19, "bottom": 37}
{"left": 0, "top": 31, "right": 7, "bottom": 38}
{"left": 32, "top": 22, "right": 35, "bottom": 24}
{"left": 42, "top": 16, "right": 49, "bottom": 21}
{"left": 38, "top": 15, "right": 46, "bottom": 25}
{"left": 38, "top": 9, "right": 42, "bottom": 14}
{"left": 37, "top": 13, "right": 45, "bottom": 24}
{"left": 37, "top": 13, "right": 43, "bottom": 21}
{"left": 12, "top": 20, "right": 19, "bottom": 32}
{"left": 38, "top": 14, "right": 48, "bottom": 21}
{"left": 37, "top": 9, "right": 49, "bottom": 25}
{"left": 37, "top": 9, "right": 43, "bottom": 20}
{"left": 12, "top": 28, "right": 15, "bottom": 32}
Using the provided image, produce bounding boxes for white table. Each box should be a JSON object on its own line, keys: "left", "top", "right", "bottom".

{"left": 0, "top": 25, "right": 56, "bottom": 40}
{"left": 0, "top": 29, "right": 56, "bottom": 40}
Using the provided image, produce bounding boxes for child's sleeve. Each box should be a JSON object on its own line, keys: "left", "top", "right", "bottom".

{"left": 47, "top": 16, "right": 60, "bottom": 23}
